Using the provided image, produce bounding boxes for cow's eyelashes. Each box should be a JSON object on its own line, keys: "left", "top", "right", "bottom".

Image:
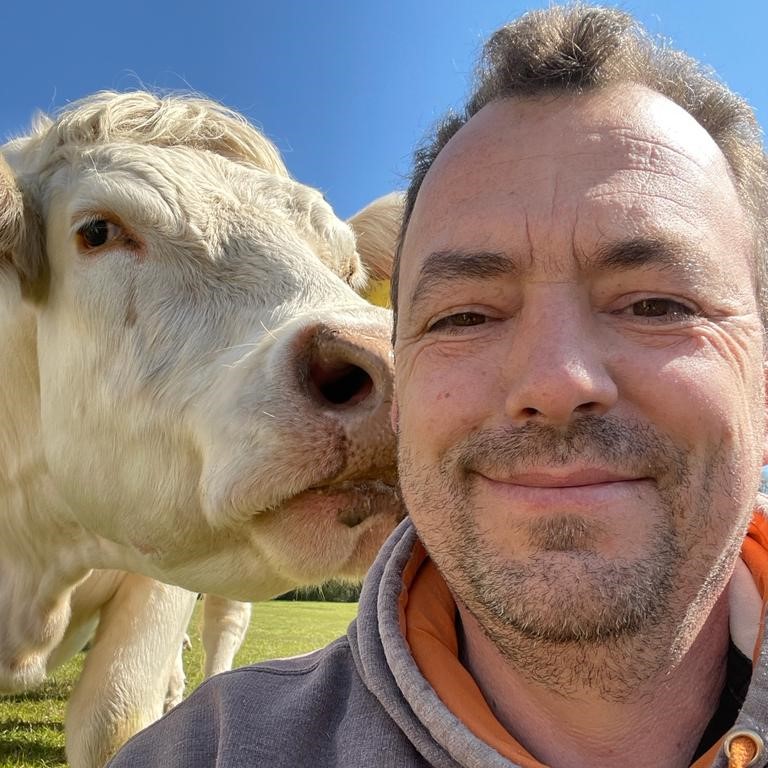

{"left": 75, "top": 218, "right": 128, "bottom": 252}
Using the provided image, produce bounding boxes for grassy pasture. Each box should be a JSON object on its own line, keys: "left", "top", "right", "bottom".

{"left": 0, "top": 600, "right": 358, "bottom": 767}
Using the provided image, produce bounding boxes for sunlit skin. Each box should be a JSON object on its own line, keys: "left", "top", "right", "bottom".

{"left": 393, "top": 86, "right": 767, "bottom": 768}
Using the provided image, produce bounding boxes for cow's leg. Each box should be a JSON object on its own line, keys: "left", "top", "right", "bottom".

{"left": 201, "top": 595, "right": 252, "bottom": 677}
{"left": 164, "top": 640, "right": 186, "bottom": 712}
{"left": 64, "top": 573, "right": 197, "bottom": 768}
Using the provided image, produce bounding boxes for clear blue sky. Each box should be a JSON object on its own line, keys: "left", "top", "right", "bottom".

{"left": 2, "top": 1, "right": 766, "bottom": 220}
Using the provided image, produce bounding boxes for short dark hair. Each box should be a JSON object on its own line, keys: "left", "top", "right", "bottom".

{"left": 392, "top": 4, "right": 768, "bottom": 331}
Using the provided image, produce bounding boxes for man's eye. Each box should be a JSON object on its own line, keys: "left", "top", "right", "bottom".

{"left": 625, "top": 298, "right": 696, "bottom": 320}
{"left": 429, "top": 312, "right": 488, "bottom": 331}
{"left": 76, "top": 219, "right": 124, "bottom": 250}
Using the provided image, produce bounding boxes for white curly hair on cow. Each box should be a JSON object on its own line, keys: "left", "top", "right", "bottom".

{"left": 9, "top": 90, "right": 289, "bottom": 175}
{"left": 6, "top": 91, "right": 369, "bottom": 301}
{"left": 0, "top": 90, "right": 403, "bottom": 768}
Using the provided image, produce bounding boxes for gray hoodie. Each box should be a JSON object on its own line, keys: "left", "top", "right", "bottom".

{"left": 107, "top": 519, "right": 768, "bottom": 768}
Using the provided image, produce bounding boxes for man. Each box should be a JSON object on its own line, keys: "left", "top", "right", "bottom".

{"left": 108, "top": 5, "right": 768, "bottom": 767}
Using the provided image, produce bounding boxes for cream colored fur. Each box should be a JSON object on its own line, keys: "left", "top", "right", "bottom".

{"left": 0, "top": 91, "right": 403, "bottom": 767}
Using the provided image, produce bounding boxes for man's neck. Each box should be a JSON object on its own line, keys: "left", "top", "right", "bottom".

{"left": 457, "top": 592, "right": 731, "bottom": 768}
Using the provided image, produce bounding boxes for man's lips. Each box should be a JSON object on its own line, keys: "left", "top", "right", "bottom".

{"left": 488, "top": 469, "right": 646, "bottom": 488}
{"left": 473, "top": 468, "right": 652, "bottom": 509}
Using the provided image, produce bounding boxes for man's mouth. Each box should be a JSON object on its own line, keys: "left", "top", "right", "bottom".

{"left": 497, "top": 468, "right": 647, "bottom": 488}
{"left": 472, "top": 467, "right": 653, "bottom": 510}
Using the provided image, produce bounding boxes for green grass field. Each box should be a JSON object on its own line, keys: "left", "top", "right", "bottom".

{"left": 0, "top": 600, "right": 358, "bottom": 768}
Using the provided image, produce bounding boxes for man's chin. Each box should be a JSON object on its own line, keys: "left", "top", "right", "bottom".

{"left": 457, "top": 551, "right": 672, "bottom": 644}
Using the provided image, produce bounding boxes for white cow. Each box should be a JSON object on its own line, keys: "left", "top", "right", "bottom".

{"left": 166, "top": 190, "right": 404, "bottom": 708}
{"left": 0, "top": 92, "right": 404, "bottom": 767}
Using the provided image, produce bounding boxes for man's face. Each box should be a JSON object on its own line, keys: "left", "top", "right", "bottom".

{"left": 394, "top": 87, "right": 767, "bottom": 648}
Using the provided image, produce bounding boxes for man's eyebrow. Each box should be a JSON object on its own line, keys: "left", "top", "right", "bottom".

{"left": 409, "top": 250, "right": 518, "bottom": 310}
{"left": 407, "top": 238, "right": 707, "bottom": 312}
{"left": 591, "top": 237, "right": 703, "bottom": 275}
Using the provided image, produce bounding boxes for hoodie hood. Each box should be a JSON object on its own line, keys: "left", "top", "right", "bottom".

{"left": 350, "top": 518, "right": 513, "bottom": 767}
{"left": 349, "top": 516, "right": 768, "bottom": 768}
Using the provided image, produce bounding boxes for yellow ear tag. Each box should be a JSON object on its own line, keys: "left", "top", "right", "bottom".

{"left": 363, "top": 279, "right": 391, "bottom": 308}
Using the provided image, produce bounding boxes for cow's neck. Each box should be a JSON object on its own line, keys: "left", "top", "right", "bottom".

{"left": 0, "top": 271, "right": 115, "bottom": 688}
{"left": 0, "top": 273, "right": 92, "bottom": 555}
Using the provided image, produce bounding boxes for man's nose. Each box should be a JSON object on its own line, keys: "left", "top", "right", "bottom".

{"left": 503, "top": 292, "right": 618, "bottom": 426}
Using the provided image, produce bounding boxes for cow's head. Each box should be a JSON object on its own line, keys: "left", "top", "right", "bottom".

{"left": 3, "top": 92, "right": 404, "bottom": 598}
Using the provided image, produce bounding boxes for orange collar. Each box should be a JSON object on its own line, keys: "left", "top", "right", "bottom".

{"left": 400, "top": 514, "right": 768, "bottom": 767}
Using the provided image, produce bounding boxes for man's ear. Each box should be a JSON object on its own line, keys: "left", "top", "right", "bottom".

{"left": 347, "top": 192, "right": 404, "bottom": 308}
{"left": 0, "top": 153, "right": 48, "bottom": 303}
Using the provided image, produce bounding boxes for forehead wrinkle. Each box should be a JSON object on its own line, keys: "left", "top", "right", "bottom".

{"left": 603, "top": 126, "right": 732, "bottom": 182}
{"left": 409, "top": 250, "right": 518, "bottom": 312}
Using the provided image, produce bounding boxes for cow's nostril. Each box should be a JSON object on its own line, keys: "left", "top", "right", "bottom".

{"left": 309, "top": 361, "right": 373, "bottom": 407}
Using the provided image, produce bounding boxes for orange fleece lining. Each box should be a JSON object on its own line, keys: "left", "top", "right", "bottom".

{"left": 403, "top": 513, "right": 768, "bottom": 767}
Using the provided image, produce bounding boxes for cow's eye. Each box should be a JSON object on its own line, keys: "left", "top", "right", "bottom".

{"left": 77, "top": 219, "right": 123, "bottom": 250}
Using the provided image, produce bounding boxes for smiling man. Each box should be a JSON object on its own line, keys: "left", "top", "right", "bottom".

{"left": 108, "top": 6, "right": 768, "bottom": 768}
{"left": 394, "top": 51, "right": 767, "bottom": 768}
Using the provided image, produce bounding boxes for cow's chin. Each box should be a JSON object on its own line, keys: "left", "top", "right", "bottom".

{"left": 251, "top": 479, "right": 405, "bottom": 584}
{"left": 280, "top": 479, "right": 402, "bottom": 528}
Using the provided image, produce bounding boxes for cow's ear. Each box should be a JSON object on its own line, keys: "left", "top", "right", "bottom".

{"left": 347, "top": 192, "right": 404, "bottom": 308}
{"left": 0, "top": 154, "right": 47, "bottom": 303}
{"left": 14, "top": 198, "right": 47, "bottom": 303}
{"left": 0, "top": 155, "right": 23, "bottom": 263}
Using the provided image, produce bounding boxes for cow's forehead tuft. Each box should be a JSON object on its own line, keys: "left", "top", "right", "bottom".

{"left": 13, "top": 91, "right": 289, "bottom": 178}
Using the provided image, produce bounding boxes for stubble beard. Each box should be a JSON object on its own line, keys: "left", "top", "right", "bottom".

{"left": 398, "top": 416, "right": 742, "bottom": 700}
